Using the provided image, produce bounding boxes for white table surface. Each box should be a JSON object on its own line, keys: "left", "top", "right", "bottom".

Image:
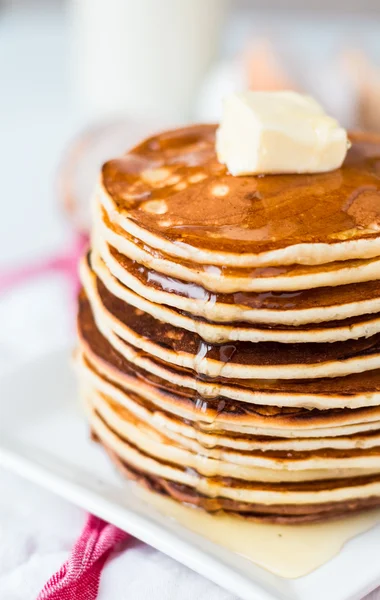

{"left": 0, "top": 4, "right": 379, "bottom": 599}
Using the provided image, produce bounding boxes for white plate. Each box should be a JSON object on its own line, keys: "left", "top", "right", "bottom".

{"left": 0, "top": 348, "right": 380, "bottom": 600}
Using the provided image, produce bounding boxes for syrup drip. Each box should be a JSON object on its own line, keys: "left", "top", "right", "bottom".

{"left": 139, "top": 260, "right": 316, "bottom": 312}
{"left": 192, "top": 335, "right": 237, "bottom": 478}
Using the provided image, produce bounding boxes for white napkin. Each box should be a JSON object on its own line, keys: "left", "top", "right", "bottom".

{"left": 0, "top": 469, "right": 235, "bottom": 600}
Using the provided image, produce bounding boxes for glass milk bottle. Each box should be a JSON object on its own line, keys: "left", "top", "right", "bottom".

{"left": 70, "top": 0, "right": 227, "bottom": 123}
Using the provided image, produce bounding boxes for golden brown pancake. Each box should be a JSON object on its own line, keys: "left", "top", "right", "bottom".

{"left": 96, "top": 207, "right": 380, "bottom": 293}
{"left": 82, "top": 265, "right": 380, "bottom": 380}
{"left": 77, "top": 295, "right": 380, "bottom": 424}
{"left": 90, "top": 251, "right": 380, "bottom": 344}
{"left": 103, "top": 444, "right": 380, "bottom": 524}
{"left": 86, "top": 387, "right": 380, "bottom": 476}
{"left": 99, "top": 126, "right": 380, "bottom": 267}
{"left": 98, "top": 242, "right": 380, "bottom": 325}
{"left": 78, "top": 351, "right": 380, "bottom": 453}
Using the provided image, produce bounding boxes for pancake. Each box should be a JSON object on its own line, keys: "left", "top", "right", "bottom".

{"left": 87, "top": 402, "right": 380, "bottom": 508}
{"left": 78, "top": 293, "right": 380, "bottom": 412}
{"left": 96, "top": 209, "right": 380, "bottom": 293}
{"left": 98, "top": 241, "right": 380, "bottom": 326}
{"left": 103, "top": 446, "right": 380, "bottom": 524}
{"left": 99, "top": 125, "right": 380, "bottom": 267}
{"left": 86, "top": 386, "right": 380, "bottom": 476}
{"left": 77, "top": 354, "right": 380, "bottom": 453}
{"left": 91, "top": 252, "right": 380, "bottom": 344}
{"left": 77, "top": 345, "right": 380, "bottom": 443}
{"left": 82, "top": 263, "right": 380, "bottom": 380}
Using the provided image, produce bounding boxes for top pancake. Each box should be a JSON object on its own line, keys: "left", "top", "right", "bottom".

{"left": 100, "top": 125, "right": 380, "bottom": 268}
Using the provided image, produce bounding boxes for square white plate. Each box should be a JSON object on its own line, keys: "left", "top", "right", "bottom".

{"left": 1, "top": 348, "right": 380, "bottom": 600}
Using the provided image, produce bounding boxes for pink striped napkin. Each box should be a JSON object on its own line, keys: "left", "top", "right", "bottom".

{"left": 37, "top": 515, "right": 130, "bottom": 600}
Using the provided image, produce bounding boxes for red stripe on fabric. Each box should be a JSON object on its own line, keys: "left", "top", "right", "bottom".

{"left": 37, "top": 514, "right": 129, "bottom": 600}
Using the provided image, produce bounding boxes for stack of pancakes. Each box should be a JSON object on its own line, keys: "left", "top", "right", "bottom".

{"left": 77, "top": 124, "right": 380, "bottom": 523}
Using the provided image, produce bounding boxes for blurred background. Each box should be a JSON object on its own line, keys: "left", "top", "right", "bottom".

{"left": 1, "top": 0, "right": 380, "bottom": 366}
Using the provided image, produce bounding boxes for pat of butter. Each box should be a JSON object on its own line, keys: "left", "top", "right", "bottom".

{"left": 216, "top": 91, "right": 349, "bottom": 176}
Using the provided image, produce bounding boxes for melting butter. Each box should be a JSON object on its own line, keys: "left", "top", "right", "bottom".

{"left": 137, "top": 487, "right": 380, "bottom": 579}
{"left": 216, "top": 90, "right": 349, "bottom": 176}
